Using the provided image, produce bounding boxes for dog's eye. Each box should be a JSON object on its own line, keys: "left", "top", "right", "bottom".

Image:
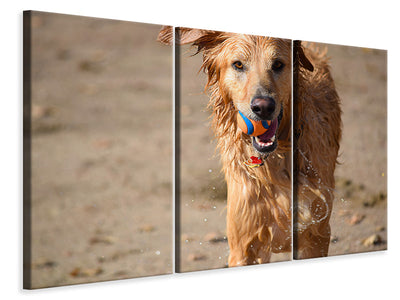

{"left": 232, "top": 61, "right": 244, "bottom": 70}
{"left": 272, "top": 60, "right": 284, "bottom": 71}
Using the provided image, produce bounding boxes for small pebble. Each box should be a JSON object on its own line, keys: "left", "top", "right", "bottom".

{"left": 203, "top": 232, "right": 227, "bottom": 243}
{"left": 89, "top": 235, "right": 116, "bottom": 245}
{"left": 138, "top": 224, "right": 155, "bottom": 233}
{"left": 362, "top": 234, "right": 383, "bottom": 246}
{"left": 70, "top": 267, "right": 103, "bottom": 277}
{"left": 330, "top": 236, "right": 339, "bottom": 243}
{"left": 188, "top": 253, "right": 207, "bottom": 261}
{"left": 347, "top": 214, "right": 365, "bottom": 225}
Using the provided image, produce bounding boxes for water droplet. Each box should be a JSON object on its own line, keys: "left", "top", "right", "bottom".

{"left": 155, "top": 250, "right": 161, "bottom": 255}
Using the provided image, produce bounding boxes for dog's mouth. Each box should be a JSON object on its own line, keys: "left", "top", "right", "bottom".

{"left": 252, "top": 118, "right": 278, "bottom": 153}
{"left": 252, "top": 110, "right": 282, "bottom": 154}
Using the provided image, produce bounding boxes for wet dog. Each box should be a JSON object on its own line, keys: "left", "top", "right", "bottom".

{"left": 158, "top": 27, "right": 341, "bottom": 265}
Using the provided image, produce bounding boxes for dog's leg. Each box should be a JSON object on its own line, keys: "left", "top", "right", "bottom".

{"left": 294, "top": 222, "right": 331, "bottom": 259}
{"left": 227, "top": 233, "right": 272, "bottom": 266}
{"left": 254, "top": 238, "right": 272, "bottom": 264}
{"left": 226, "top": 180, "right": 273, "bottom": 266}
{"left": 294, "top": 182, "right": 334, "bottom": 259}
{"left": 294, "top": 196, "right": 332, "bottom": 258}
{"left": 227, "top": 214, "right": 257, "bottom": 266}
{"left": 228, "top": 245, "right": 255, "bottom": 267}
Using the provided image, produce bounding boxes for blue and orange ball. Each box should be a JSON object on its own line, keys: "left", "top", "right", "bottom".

{"left": 237, "top": 111, "right": 271, "bottom": 136}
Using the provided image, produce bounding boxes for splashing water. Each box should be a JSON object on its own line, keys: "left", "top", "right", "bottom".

{"left": 297, "top": 149, "right": 332, "bottom": 227}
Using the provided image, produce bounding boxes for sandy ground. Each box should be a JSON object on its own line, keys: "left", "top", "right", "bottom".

{"left": 27, "top": 12, "right": 387, "bottom": 288}
{"left": 29, "top": 12, "right": 172, "bottom": 288}
{"left": 177, "top": 41, "right": 387, "bottom": 272}
{"left": 323, "top": 43, "right": 387, "bottom": 256}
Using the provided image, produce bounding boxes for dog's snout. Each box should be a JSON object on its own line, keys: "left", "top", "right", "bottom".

{"left": 251, "top": 97, "right": 276, "bottom": 120}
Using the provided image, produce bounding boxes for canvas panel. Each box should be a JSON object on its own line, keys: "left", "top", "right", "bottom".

{"left": 23, "top": 11, "right": 173, "bottom": 288}
{"left": 293, "top": 41, "right": 387, "bottom": 259}
{"left": 173, "top": 27, "right": 293, "bottom": 272}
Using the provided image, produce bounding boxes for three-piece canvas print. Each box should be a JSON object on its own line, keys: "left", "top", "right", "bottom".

{"left": 23, "top": 11, "right": 387, "bottom": 289}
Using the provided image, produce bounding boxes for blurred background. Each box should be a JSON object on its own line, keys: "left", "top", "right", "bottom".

{"left": 177, "top": 44, "right": 230, "bottom": 272}
{"left": 29, "top": 12, "right": 172, "bottom": 288}
{"left": 322, "top": 43, "right": 387, "bottom": 256}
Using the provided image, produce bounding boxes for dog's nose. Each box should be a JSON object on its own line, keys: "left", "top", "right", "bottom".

{"left": 251, "top": 97, "right": 276, "bottom": 120}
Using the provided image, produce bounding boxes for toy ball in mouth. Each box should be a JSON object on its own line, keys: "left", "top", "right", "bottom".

{"left": 237, "top": 111, "right": 271, "bottom": 136}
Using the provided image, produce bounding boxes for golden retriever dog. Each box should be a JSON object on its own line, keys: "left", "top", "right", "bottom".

{"left": 158, "top": 27, "right": 341, "bottom": 265}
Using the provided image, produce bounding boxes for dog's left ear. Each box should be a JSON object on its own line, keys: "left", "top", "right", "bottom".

{"left": 157, "top": 26, "right": 216, "bottom": 46}
{"left": 158, "top": 27, "right": 225, "bottom": 52}
{"left": 294, "top": 42, "right": 314, "bottom": 72}
{"left": 157, "top": 26, "right": 174, "bottom": 45}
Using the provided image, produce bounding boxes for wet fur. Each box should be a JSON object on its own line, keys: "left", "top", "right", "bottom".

{"left": 293, "top": 41, "right": 342, "bottom": 258}
{"left": 158, "top": 27, "right": 341, "bottom": 265}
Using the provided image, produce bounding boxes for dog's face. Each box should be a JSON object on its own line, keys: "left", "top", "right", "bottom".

{"left": 158, "top": 28, "right": 292, "bottom": 155}
{"left": 215, "top": 35, "right": 291, "bottom": 154}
